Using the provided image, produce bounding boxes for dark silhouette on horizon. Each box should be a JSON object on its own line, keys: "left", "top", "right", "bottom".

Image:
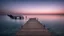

{"left": 7, "top": 14, "right": 24, "bottom": 20}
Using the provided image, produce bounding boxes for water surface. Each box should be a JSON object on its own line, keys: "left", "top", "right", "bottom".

{"left": 0, "top": 15, "right": 64, "bottom": 36}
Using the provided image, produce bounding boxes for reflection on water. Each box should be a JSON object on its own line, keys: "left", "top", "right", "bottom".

{"left": 0, "top": 15, "right": 25, "bottom": 36}
{"left": 0, "top": 15, "right": 64, "bottom": 36}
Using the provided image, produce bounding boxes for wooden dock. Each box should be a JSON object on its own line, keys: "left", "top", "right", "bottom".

{"left": 16, "top": 18, "right": 52, "bottom": 36}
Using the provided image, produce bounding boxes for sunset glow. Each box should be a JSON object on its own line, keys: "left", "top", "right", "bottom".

{"left": 0, "top": 0, "right": 64, "bottom": 14}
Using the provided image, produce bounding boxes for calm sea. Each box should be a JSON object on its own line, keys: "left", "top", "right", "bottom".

{"left": 0, "top": 15, "right": 64, "bottom": 36}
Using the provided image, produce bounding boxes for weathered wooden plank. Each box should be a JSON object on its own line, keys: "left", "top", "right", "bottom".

{"left": 16, "top": 18, "right": 52, "bottom": 36}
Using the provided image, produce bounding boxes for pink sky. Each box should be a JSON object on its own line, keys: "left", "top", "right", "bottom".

{"left": 1, "top": 1, "right": 64, "bottom": 14}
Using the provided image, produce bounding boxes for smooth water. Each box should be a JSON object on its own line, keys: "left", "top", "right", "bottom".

{"left": 0, "top": 15, "right": 64, "bottom": 36}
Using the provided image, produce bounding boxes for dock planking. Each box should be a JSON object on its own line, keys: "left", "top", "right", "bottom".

{"left": 16, "top": 18, "right": 52, "bottom": 36}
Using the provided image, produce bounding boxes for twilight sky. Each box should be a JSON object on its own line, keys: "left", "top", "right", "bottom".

{"left": 0, "top": 0, "right": 64, "bottom": 14}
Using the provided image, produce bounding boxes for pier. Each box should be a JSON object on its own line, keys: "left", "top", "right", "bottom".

{"left": 16, "top": 18, "right": 52, "bottom": 36}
